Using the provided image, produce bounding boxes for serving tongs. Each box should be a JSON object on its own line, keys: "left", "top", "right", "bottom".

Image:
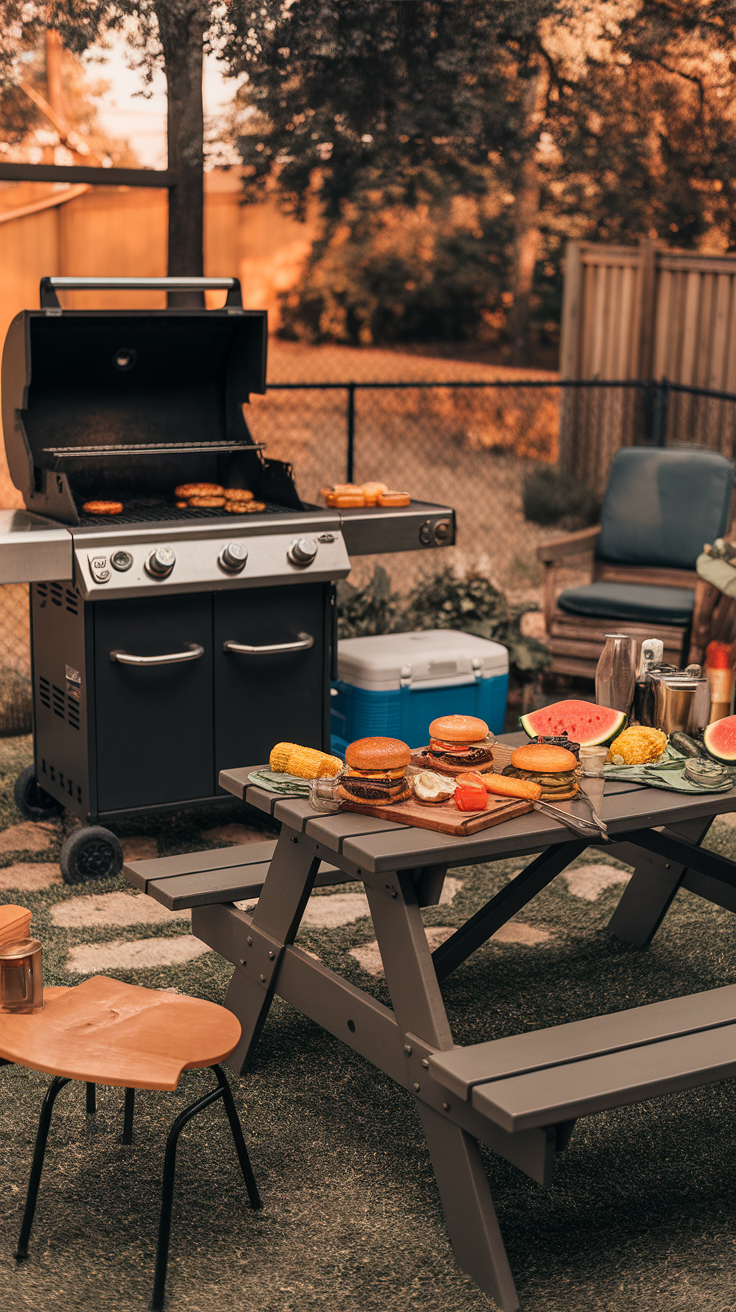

{"left": 532, "top": 798, "right": 608, "bottom": 841}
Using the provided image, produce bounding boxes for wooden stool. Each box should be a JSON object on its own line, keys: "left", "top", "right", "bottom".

{"left": 0, "top": 974, "right": 261, "bottom": 1308}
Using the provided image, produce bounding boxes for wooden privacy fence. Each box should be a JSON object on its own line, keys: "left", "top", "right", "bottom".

{"left": 559, "top": 240, "right": 736, "bottom": 492}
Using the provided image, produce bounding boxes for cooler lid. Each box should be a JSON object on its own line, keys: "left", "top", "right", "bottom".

{"left": 337, "top": 629, "right": 509, "bottom": 688}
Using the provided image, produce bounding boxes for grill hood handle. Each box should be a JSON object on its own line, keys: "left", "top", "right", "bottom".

{"left": 39, "top": 276, "right": 242, "bottom": 309}
{"left": 110, "top": 644, "right": 205, "bottom": 667}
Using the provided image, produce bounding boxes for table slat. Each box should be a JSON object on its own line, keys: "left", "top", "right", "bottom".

{"left": 473, "top": 1022, "right": 736, "bottom": 1131}
{"left": 124, "top": 840, "right": 278, "bottom": 892}
{"left": 429, "top": 984, "right": 736, "bottom": 1099}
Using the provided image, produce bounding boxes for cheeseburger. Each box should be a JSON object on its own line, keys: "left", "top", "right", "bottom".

{"left": 425, "top": 715, "right": 494, "bottom": 775}
{"left": 502, "top": 743, "right": 580, "bottom": 801}
{"left": 342, "top": 737, "right": 411, "bottom": 804}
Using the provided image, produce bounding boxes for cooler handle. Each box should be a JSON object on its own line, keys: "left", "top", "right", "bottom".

{"left": 40, "top": 276, "right": 243, "bottom": 309}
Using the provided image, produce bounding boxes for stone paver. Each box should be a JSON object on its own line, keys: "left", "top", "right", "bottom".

{"left": 350, "top": 919, "right": 550, "bottom": 976}
{"left": 562, "top": 862, "right": 631, "bottom": 902}
{"left": 67, "top": 934, "right": 211, "bottom": 974}
{"left": 120, "top": 836, "right": 158, "bottom": 862}
{"left": 0, "top": 862, "right": 61, "bottom": 890}
{"left": 50, "top": 891, "right": 187, "bottom": 929}
{"left": 0, "top": 821, "right": 58, "bottom": 853}
{"left": 239, "top": 875, "right": 464, "bottom": 927}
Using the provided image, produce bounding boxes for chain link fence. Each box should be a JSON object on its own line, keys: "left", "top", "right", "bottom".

{"left": 0, "top": 583, "right": 31, "bottom": 736}
{"left": 0, "top": 373, "right": 734, "bottom": 735}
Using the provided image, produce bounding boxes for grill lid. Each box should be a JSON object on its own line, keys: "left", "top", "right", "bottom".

{"left": 1, "top": 276, "right": 292, "bottom": 524}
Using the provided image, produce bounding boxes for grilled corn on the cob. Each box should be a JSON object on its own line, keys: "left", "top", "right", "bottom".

{"left": 270, "top": 742, "right": 342, "bottom": 779}
{"left": 269, "top": 742, "right": 300, "bottom": 773}
{"left": 607, "top": 726, "right": 667, "bottom": 765}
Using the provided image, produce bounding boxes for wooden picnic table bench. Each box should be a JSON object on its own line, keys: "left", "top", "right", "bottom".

{"left": 125, "top": 736, "right": 736, "bottom": 1310}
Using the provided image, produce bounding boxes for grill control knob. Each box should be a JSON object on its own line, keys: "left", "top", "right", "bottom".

{"left": 287, "top": 537, "right": 318, "bottom": 567}
{"left": 219, "top": 542, "right": 248, "bottom": 574}
{"left": 145, "top": 546, "right": 176, "bottom": 579}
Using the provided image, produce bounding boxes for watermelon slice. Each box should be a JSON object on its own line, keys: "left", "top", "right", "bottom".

{"left": 703, "top": 714, "right": 736, "bottom": 762}
{"left": 520, "top": 700, "right": 626, "bottom": 746}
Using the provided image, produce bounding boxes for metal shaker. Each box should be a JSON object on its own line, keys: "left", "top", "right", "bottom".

{"left": 0, "top": 938, "right": 43, "bottom": 1012}
{"left": 633, "top": 639, "right": 664, "bottom": 724}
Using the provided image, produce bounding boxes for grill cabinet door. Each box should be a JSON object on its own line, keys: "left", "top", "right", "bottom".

{"left": 93, "top": 595, "right": 214, "bottom": 813}
{"left": 214, "top": 584, "right": 327, "bottom": 777}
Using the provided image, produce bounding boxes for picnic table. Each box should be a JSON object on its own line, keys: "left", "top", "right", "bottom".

{"left": 126, "top": 734, "right": 736, "bottom": 1311}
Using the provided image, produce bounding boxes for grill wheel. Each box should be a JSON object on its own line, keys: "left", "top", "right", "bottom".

{"left": 14, "top": 766, "right": 64, "bottom": 822}
{"left": 60, "top": 826, "right": 124, "bottom": 885}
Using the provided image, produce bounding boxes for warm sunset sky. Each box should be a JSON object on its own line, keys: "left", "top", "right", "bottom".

{"left": 85, "top": 34, "right": 241, "bottom": 168}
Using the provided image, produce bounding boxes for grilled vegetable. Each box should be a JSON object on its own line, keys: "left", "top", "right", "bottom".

{"left": 670, "top": 731, "right": 708, "bottom": 759}
{"left": 483, "top": 773, "right": 542, "bottom": 801}
{"left": 606, "top": 726, "right": 666, "bottom": 765}
{"left": 455, "top": 786, "right": 488, "bottom": 812}
{"left": 269, "top": 742, "right": 300, "bottom": 772}
{"left": 270, "top": 743, "right": 343, "bottom": 779}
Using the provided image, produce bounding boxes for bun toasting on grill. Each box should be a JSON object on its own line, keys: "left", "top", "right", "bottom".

{"left": 426, "top": 715, "right": 494, "bottom": 774}
{"left": 342, "top": 737, "right": 411, "bottom": 805}
{"left": 503, "top": 743, "right": 580, "bottom": 800}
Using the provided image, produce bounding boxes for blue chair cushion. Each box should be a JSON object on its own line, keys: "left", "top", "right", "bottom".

{"left": 557, "top": 582, "right": 695, "bottom": 626}
{"left": 597, "top": 448, "right": 733, "bottom": 570}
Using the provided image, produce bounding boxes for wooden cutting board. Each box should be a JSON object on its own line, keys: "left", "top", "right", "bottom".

{"left": 335, "top": 787, "right": 531, "bottom": 836}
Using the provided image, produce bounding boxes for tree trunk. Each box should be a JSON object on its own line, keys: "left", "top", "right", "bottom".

{"left": 156, "top": 0, "right": 206, "bottom": 305}
{"left": 507, "top": 65, "right": 549, "bottom": 366}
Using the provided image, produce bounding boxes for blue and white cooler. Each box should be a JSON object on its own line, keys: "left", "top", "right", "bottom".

{"left": 331, "top": 629, "right": 509, "bottom": 755}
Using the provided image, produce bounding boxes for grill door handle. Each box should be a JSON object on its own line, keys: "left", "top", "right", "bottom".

{"left": 109, "top": 643, "right": 205, "bottom": 666}
{"left": 223, "top": 632, "right": 314, "bottom": 656}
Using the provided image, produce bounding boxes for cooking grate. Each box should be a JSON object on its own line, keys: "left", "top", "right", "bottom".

{"left": 74, "top": 496, "right": 292, "bottom": 527}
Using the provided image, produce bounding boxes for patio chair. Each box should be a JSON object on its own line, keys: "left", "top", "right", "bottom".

{"left": 536, "top": 447, "right": 734, "bottom": 679}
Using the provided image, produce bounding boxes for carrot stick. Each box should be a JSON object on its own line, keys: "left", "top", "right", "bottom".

{"left": 483, "top": 773, "right": 542, "bottom": 801}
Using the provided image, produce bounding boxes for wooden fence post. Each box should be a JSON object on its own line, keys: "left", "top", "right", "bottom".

{"left": 558, "top": 241, "right": 583, "bottom": 476}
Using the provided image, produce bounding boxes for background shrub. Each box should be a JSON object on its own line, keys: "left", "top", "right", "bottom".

{"left": 338, "top": 566, "right": 550, "bottom": 680}
{"left": 522, "top": 464, "right": 599, "bottom": 530}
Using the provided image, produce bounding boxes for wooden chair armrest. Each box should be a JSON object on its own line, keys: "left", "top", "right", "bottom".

{"left": 688, "top": 577, "right": 722, "bottom": 664}
{"left": 536, "top": 525, "right": 601, "bottom": 563}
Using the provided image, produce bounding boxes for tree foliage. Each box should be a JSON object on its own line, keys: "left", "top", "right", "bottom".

{"left": 225, "top": 0, "right": 736, "bottom": 349}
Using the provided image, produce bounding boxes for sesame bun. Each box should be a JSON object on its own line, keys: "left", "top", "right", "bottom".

{"left": 510, "top": 744, "right": 577, "bottom": 773}
{"left": 345, "top": 737, "right": 411, "bottom": 771}
{"left": 428, "top": 715, "right": 489, "bottom": 745}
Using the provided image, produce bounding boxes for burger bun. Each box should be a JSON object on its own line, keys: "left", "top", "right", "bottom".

{"left": 345, "top": 737, "right": 411, "bottom": 770}
{"left": 428, "top": 715, "right": 489, "bottom": 745}
{"left": 510, "top": 743, "right": 578, "bottom": 773}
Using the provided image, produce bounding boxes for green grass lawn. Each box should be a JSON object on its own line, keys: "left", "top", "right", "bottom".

{"left": 2, "top": 734, "right": 736, "bottom": 1311}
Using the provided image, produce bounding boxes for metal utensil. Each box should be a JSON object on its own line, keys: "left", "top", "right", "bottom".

{"left": 532, "top": 800, "right": 605, "bottom": 839}
{"left": 573, "top": 787, "right": 610, "bottom": 840}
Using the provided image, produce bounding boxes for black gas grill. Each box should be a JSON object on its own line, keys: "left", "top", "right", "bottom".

{"left": 0, "top": 276, "right": 455, "bottom": 883}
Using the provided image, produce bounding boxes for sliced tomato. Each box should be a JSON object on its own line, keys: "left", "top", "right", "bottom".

{"left": 454, "top": 786, "right": 488, "bottom": 812}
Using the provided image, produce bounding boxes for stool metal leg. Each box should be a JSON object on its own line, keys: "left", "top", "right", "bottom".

{"left": 86, "top": 1083, "right": 96, "bottom": 1114}
{"left": 213, "top": 1065, "right": 261, "bottom": 1210}
{"left": 16, "top": 1076, "right": 72, "bottom": 1259}
{"left": 152, "top": 1066, "right": 260, "bottom": 1310}
{"left": 122, "top": 1087, "right": 135, "bottom": 1144}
